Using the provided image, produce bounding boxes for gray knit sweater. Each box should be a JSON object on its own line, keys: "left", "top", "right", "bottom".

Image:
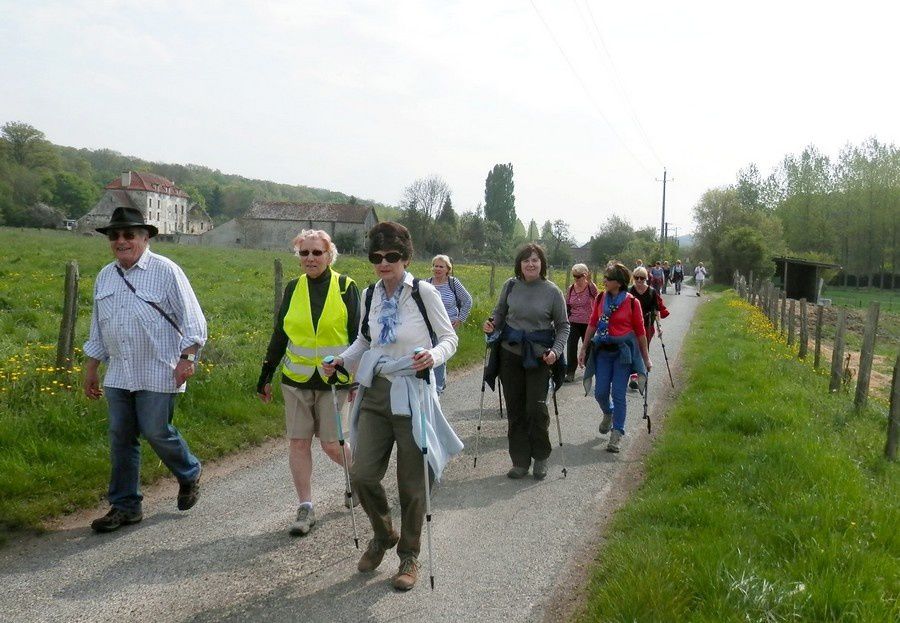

{"left": 491, "top": 277, "right": 570, "bottom": 358}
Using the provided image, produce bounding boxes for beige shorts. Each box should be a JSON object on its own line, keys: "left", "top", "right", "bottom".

{"left": 282, "top": 385, "right": 350, "bottom": 442}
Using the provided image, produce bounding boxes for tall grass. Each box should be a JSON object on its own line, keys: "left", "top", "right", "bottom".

{"left": 0, "top": 228, "right": 571, "bottom": 535}
{"left": 577, "top": 293, "right": 898, "bottom": 622}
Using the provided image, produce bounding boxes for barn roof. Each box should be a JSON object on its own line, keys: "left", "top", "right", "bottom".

{"left": 244, "top": 201, "right": 373, "bottom": 224}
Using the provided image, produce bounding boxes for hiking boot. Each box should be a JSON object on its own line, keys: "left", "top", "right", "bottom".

{"left": 289, "top": 504, "right": 316, "bottom": 536}
{"left": 696, "top": 291, "right": 701, "bottom": 297}
{"left": 598, "top": 412, "right": 612, "bottom": 434}
{"left": 392, "top": 557, "right": 420, "bottom": 591}
{"left": 91, "top": 507, "right": 143, "bottom": 533}
{"left": 344, "top": 488, "right": 360, "bottom": 509}
{"left": 564, "top": 372, "right": 575, "bottom": 383}
{"left": 532, "top": 459, "right": 548, "bottom": 480}
{"left": 358, "top": 532, "right": 400, "bottom": 572}
{"left": 607, "top": 430, "right": 623, "bottom": 453}
{"left": 628, "top": 373, "right": 639, "bottom": 390}
{"left": 177, "top": 467, "right": 201, "bottom": 511}
{"left": 506, "top": 465, "right": 529, "bottom": 479}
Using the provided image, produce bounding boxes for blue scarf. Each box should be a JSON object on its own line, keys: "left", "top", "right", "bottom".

{"left": 593, "top": 290, "right": 627, "bottom": 344}
{"left": 378, "top": 274, "right": 406, "bottom": 345}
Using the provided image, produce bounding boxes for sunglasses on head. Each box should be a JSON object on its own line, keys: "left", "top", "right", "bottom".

{"left": 107, "top": 230, "right": 137, "bottom": 241}
{"left": 368, "top": 251, "right": 404, "bottom": 264}
{"left": 298, "top": 249, "right": 326, "bottom": 257}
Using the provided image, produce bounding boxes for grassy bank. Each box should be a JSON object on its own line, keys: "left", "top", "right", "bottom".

{"left": 577, "top": 293, "right": 898, "bottom": 622}
{"left": 0, "top": 228, "right": 572, "bottom": 536}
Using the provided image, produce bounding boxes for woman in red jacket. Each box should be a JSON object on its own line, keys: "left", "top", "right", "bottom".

{"left": 578, "top": 262, "right": 652, "bottom": 453}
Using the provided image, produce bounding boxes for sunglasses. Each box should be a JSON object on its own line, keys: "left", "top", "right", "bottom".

{"left": 634, "top": 276, "right": 647, "bottom": 281}
{"left": 368, "top": 251, "right": 404, "bottom": 264}
{"left": 298, "top": 249, "right": 326, "bottom": 257}
{"left": 107, "top": 230, "right": 138, "bottom": 241}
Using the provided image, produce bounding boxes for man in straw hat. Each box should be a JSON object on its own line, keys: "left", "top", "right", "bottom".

{"left": 83, "top": 206, "right": 207, "bottom": 533}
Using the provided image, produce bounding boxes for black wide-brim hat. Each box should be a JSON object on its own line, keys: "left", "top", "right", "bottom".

{"left": 96, "top": 206, "right": 158, "bottom": 238}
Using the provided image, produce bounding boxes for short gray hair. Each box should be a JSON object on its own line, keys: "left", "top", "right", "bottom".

{"left": 432, "top": 254, "right": 453, "bottom": 274}
{"left": 292, "top": 229, "right": 338, "bottom": 265}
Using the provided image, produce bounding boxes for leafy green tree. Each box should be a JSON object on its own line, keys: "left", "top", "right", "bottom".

{"left": 718, "top": 226, "right": 769, "bottom": 280}
{"left": 590, "top": 215, "right": 634, "bottom": 266}
{"left": 51, "top": 171, "right": 98, "bottom": 218}
{"left": 545, "top": 219, "right": 574, "bottom": 266}
{"left": 484, "top": 163, "right": 516, "bottom": 239}
{"left": 527, "top": 219, "right": 539, "bottom": 241}
{"left": 1, "top": 122, "right": 58, "bottom": 169}
{"left": 436, "top": 196, "right": 458, "bottom": 229}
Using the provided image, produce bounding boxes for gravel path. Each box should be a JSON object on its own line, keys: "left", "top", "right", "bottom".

{"left": 0, "top": 286, "right": 704, "bottom": 623}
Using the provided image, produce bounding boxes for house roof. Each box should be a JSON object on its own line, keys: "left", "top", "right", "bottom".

{"left": 244, "top": 201, "right": 373, "bottom": 224}
{"left": 772, "top": 256, "right": 842, "bottom": 270}
{"left": 107, "top": 189, "right": 136, "bottom": 210}
{"left": 105, "top": 171, "right": 190, "bottom": 198}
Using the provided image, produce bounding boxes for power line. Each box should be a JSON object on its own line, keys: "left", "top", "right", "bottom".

{"left": 527, "top": 0, "right": 656, "bottom": 177}
{"left": 576, "top": 0, "right": 665, "bottom": 169}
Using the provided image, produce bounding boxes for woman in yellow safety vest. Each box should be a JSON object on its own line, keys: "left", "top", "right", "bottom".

{"left": 257, "top": 229, "right": 360, "bottom": 537}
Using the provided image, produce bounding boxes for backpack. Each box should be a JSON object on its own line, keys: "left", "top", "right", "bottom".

{"left": 361, "top": 278, "right": 437, "bottom": 347}
{"left": 426, "top": 275, "right": 462, "bottom": 311}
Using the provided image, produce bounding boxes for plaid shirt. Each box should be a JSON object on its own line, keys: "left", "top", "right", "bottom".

{"left": 83, "top": 248, "right": 207, "bottom": 393}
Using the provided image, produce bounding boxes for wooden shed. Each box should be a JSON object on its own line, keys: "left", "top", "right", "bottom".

{"left": 772, "top": 256, "right": 842, "bottom": 303}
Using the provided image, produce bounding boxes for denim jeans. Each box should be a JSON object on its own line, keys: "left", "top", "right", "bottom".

{"left": 593, "top": 350, "right": 632, "bottom": 434}
{"left": 433, "top": 363, "right": 446, "bottom": 394}
{"left": 105, "top": 388, "right": 201, "bottom": 512}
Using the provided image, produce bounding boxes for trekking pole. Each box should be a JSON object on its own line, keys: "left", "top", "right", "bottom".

{"left": 546, "top": 357, "right": 567, "bottom": 478}
{"left": 655, "top": 319, "right": 675, "bottom": 388}
{"left": 473, "top": 341, "right": 489, "bottom": 468}
{"left": 322, "top": 356, "right": 359, "bottom": 550}
{"left": 641, "top": 370, "right": 651, "bottom": 434}
{"left": 413, "top": 348, "right": 436, "bottom": 590}
{"left": 497, "top": 379, "right": 504, "bottom": 418}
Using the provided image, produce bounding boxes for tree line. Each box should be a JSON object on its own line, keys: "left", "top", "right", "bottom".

{"left": 691, "top": 138, "right": 900, "bottom": 287}
{"left": 0, "top": 121, "right": 371, "bottom": 228}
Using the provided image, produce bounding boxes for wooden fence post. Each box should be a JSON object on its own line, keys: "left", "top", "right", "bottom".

{"left": 273, "top": 259, "right": 283, "bottom": 327}
{"left": 829, "top": 308, "right": 847, "bottom": 392}
{"left": 55, "top": 260, "right": 79, "bottom": 370}
{"left": 748, "top": 270, "right": 754, "bottom": 298}
{"left": 814, "top": 304, "right": 824, "bottom": 369}
{"left": 565, "top": 269, "right": 571, "bottom": 290}
{"left": 489, "top": 262, "right": 496, "bottom": 298}
{"left": 886, "top": 351, "right": 899, "bottom": 460}
{"left": 854, "top": 301, "right": 881, "bottom": 409}
{"left": 798, "top": 298, "right": 808, "bottom": 359}
{"left": 780, "top": 289, "right": 787, "bottom": 335}
{"left": 787, "top": 299, "right": 796, "bottom": 347}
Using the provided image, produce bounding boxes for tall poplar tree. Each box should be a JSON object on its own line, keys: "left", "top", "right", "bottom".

{"left": 483, "top": 163, "right": 516, "bottom": 239}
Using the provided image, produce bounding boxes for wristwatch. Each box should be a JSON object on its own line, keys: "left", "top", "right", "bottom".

{"left": 180, "top": 353, "right": 197, "bottom": 363}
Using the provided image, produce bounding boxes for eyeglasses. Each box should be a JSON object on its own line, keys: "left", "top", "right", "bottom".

{"left": 634, "top": 276, "right": 647, "bottom": 281}
{"left": 107, "top": 230, "right": 137, "bottom": 241}
{"left": 368, "top": 251, "right": 404, "bottom": 264}
{"left": 298, "top": 249, "right": 326, "bottom": 257}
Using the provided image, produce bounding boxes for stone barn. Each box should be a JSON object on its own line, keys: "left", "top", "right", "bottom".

{"left": 200, "top": 202, "right": 378, "bottom": 252}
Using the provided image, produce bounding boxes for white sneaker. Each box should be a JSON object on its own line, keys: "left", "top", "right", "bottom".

{"left": 289, "top": 504, "right": 316, "bottom": 536}
{"left": 607, "top": 430, "right": 623, "bottom": 453}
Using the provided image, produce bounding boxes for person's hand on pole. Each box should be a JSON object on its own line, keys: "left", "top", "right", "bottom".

{"left": 83, "top": 358, "right": 102, "bottom": 400}
{"left": 322, "top": 356, "right": 343, "bottom": 379}
{"left": 175, "top": 359, "right": 195, "bottom": 386}
{"left": 542, "top": 350, "right": 557, "bottom": 366}
{"left": 258, "top": 383, "right": 273, "bottom": 403}
{"left": 412, "top": 348, "right": 434, "bottom": 371}
{"left": 482, "top": 317, "right": 495, "bottom": 334}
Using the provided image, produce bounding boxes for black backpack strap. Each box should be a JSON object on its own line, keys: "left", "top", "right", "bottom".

{"left": 411, "top": 278, "right": 437, "bottom": 347}
{"left": 449, "top": 277, "right": 462, "bottom": 310}
{"left": 361, "top": 284, "right": 375, "bottom": 342}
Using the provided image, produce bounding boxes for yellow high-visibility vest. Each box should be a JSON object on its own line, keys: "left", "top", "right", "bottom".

{"left": 282, "top": 271, "right": 353, "bottom": 384}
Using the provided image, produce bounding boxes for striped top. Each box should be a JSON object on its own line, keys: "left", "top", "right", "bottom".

{"left": 427, "top": 277, "right": 473, "bottom": 323}
{"left": 83, "top": 248, "right": 207, "bottom": 393}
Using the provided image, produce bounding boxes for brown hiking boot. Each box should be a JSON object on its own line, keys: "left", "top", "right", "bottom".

{"left": 357, "top": 532, "right": 399, "bottom": 572}
{"left": 391, "top": 557, "right": 420, "bottom": 591}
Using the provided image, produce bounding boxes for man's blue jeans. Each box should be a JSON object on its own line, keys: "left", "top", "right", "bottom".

{"left": 593, "top": 350, "right": 632, "bottom": 434}
{"left": 105, "top": 388, "right": 201, "bottom": 513}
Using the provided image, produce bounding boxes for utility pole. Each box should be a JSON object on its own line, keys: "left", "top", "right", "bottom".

{"left": 657, "top": 169, "right": 672, "bottom": 254}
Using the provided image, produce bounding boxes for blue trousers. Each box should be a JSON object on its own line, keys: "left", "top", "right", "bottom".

{"left": 434, "top": 363, "right": 446, "bottom": 395}
{"left": 105, "top": 388, "right": 201, "bottom": 513}
{"left": 593, "top": 350, "right": 632, "bottom": 434}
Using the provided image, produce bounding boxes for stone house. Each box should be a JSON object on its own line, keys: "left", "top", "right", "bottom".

{"left": 77, "top": 171, "right": 213, "bottom": 237}
{"left": 199, "top": 201, "right": 378, "bottom": 252}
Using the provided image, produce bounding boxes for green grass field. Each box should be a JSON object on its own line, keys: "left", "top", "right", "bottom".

{"left": 822, "top": 285, "right": 899, "bottom": 312}
{"left": 577, "top": 293, "right": 899, "bottom": 622}
{"left": 0, "top": 227, "right": 574, "bottom": 536}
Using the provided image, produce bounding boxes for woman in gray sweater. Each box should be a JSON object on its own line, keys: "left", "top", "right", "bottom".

{"left": 482, "top": 243, "right": 569, "bottom": 480}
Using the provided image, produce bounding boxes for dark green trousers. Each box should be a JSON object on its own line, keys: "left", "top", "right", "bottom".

{"left": 498, "top": 348, "right": 552, "bottom": 468}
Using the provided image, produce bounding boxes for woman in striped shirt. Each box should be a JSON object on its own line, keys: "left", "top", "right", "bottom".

{"left": 427, "top": 254, "right": 473, "bottom": 394}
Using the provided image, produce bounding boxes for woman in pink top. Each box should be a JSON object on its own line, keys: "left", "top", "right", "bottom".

{"left": 578, "top": 262, "right": 651, "bottom": 453}
{"left": 564, "top": 263, "right": 598, "bottom": 382}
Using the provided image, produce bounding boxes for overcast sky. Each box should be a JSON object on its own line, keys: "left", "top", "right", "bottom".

{"left": 2, "top": 1, "right": 897, "bottom": 243}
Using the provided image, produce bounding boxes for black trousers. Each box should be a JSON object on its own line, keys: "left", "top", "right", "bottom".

{"left": 566, "top": 322, "right": 588, "bottom": 375}
{"left": 498, "top": 348, "right": 552, "bottom": 468}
